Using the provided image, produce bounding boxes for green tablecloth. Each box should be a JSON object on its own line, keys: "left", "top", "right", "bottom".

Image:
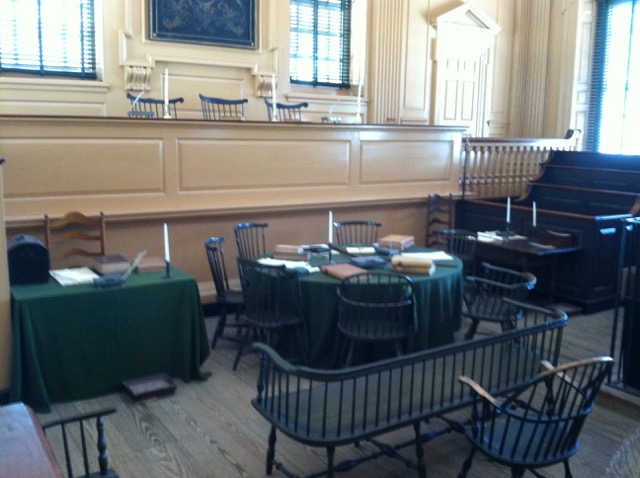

{"left": 291, "top": 248, "right": 464, "bottom": 367}
{"left": 10, "top": 267, "right": 210, "bottom": 412}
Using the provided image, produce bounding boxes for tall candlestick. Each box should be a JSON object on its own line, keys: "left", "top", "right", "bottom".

{"left": 163, "top": 69, "right": 170, "bottom": 118}
{"left": 271, "top": 75, "right": 277, "bottom": 121}
{"left": 328, "top": 210, "right": 333, "bottom": 244}
{"left": 532, "top": 201, "right": 537, "bottom": 227}
{"left": 356, "top": 82, "right": 362, "bottom": 118}
{"left": 164, "top": 223, "right": 171, "bottom": 263}
{"left": 506, "top": 197, "right": 511, "bottom": 224}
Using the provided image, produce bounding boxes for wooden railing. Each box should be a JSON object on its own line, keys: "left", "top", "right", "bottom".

{"left": 461, "top": 129, "right": 582, "bottom": 198}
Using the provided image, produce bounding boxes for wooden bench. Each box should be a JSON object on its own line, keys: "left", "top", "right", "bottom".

{"left": 251, "top": 299, "right": 567, "bottom": 478}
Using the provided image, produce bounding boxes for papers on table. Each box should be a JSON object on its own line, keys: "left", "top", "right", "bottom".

{"left": 345, "top": 246, "right": 376, "bottom": 255}
{"left": 50, "top": 267, "right": 100, "bottom": 286}
{"left": 399, "top": 251, "right": 454, "bottom": 261}
{"left": 258, "top": 257, "right": 320, "bottom": 274}
{"left": 477, "top": 231, "right": 527, "bottom": 242}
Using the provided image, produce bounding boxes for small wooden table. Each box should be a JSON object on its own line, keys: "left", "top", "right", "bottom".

{"left": 475, "top": 237, "right": 580, "bottom": 299}
{"left": 0, "top": 403, "right": 64, "bottom": 478}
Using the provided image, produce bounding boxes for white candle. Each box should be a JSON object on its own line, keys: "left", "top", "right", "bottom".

{"left": 506, "top": 197, "right": 511, "bottom": 224}
{"left": 164, "top": 69, "right": 169, "bottom": 106}
{"left": 356, "top": 82, "right": 362, "bottom": 116}
{"left": 164, "top": 223, "right": 170, "bottom": 263}
{"left": 533, "top": 201, "right": 537, "bottom": 227}
{"left": 271, "top": 75, "right": 277, "bottom": 121}
{"left": 328, "top": 210, "right": 333, "bottom": 244}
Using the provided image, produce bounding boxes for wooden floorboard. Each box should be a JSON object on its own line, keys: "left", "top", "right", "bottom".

{"left": 38, "top": 307, "right": 640, "bottom": 477}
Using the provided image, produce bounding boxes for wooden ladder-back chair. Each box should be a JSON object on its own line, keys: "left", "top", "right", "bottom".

{"left": 426, "top": 194, "right": 454, "bottom": 247}
{"left": 126, "top": 92, "right": 184, "bottom": 119}
{"left": 199, "top": 94, "right": 248, "bottom": 121}
{"left": 337, "top": 271, "right": 416, "bottom": 366}
{"left": 205, "top": 236, "right": 245, "bottom": 351}
{"left": 458, "top": 356, "right": 614, "bottom": 478}
{"left": 463, "top": 262, "right": 537, "bottom": 339}
{"left": 44, "top": 211, "right": 106, "bottom": 268}
{"left": 264, "top": 98, "right": 309, "bottom": 122}
{"left": 333, "top": 220, "right": 381, "bottom": 245}
{"left": 234, "top": 258, "right": 307, "bottom": 370}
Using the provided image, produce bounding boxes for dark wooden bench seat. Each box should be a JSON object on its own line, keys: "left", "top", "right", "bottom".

{"left": 251, "top": 299, "right": 567, "bottom": 478}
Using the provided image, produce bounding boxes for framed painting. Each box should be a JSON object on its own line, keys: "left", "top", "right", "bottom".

{"left": 149, "top": 0, "right": 257, "bottom": 49}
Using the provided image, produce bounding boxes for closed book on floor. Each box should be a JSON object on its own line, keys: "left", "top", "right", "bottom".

{"left": 91, "top": 254, "right": 130, "bottom": 275}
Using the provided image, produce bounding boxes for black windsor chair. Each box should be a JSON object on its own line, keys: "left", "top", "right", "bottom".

{"left": 234, "top": 258, "right": 307, "bottom": 370}
{"left": 432, "top": 228, "right": 478, "bottom": 275}
{"left": 264, "top": 98, "right": 309, "bottom": 122}
{"left": 234, "top": 222, "right": 268, "bottom": 261}
{"left": 463, "top": 262, "right": 537, "bottom": 339}
{"left": 333, "top": 220, "right": 381, "bottom": 245}
{"left": 337, "top": 271, "right": 416, "bottom": 367}
{"left": 205, "top": 236, "right": 245, "bottom": 350}
{"left": 458, "top": 356, "right": 614, "bottom": 478}
{"left": 127, "top": 92, "right": 184, "bottom": 119}
{"left": 199, "top": 94, "right": 248, "bottom": 121}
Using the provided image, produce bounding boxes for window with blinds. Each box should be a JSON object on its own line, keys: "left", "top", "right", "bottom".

{"left": 290, "top": 0, "right": 351, "bottom": 88}
{"left": 0, "top": 0, "right": 97, "bottom": 79}
{"left": 588, "top": 0, "right": 640, "bottom": 152}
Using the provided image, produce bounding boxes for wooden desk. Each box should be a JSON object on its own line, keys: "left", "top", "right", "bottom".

{"left": 10, "top": 267, "right": 210, "bottom": 412}
{"left": 475, "top": 238, "right": 579, "bottom": 299}
{"left": 0, "top": 403, "right": 64, "bottom": 478}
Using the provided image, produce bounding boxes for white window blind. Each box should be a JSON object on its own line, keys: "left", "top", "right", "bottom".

{"left": 0, "top": 0, "right": 97, "bottom": 79}
{"left": 290, "top": 0, "right": 351, "bottom": 88}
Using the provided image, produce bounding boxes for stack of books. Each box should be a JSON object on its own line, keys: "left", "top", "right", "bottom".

{"left": 91, "top": 254, "right": 131, "bottom": 275}
{"left": 377, "top": 234, "right": 415, "bottom": 251}
{"left": 273, "top": 244, "right": 307, "bottom": 261}
{"left": 391, "top": 255, "right": 435, "bottom": 275}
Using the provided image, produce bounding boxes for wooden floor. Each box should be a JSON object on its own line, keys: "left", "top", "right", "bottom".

{"left": 38, "top": 306, "right": 640, "bottom": 478}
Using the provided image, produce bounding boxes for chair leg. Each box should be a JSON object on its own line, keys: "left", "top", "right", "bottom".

{"left": 326, "top": 446, "right": 336, "bottom": 478}
{"left": 211, "top": 308, "right": 227, "bottom": 349}
{"left": 510, "top": 467, "right": 525, "bottom": 478}
{"left": 464, "top": 319, "right": 480, "bottom": 340}
{"left": 413, "top": 422, "right": 427, "bottom": 478}
{"left": 266, "top": 425, "right": 276, "bottom": 475}
{"left": 457, "top": 447, "right": 476, "bottom": 478}
{"left": 232, "top": 324, "right": 252, "bottom": 370}
{"left": 563, "top": 460, "right": 573, "bottom": 478}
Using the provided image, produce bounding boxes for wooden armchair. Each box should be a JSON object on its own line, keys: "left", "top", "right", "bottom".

{"left": 44, "top": 211, "right": 106, "bottom": 268}
{"left": 458, "top": 356, "right": 614, "bottom": 478}
{"left": 199, "top": 94, "right": 248, "bottom": 121}
{"left": 126, "top": 92, "right": 184, "bottom": 119}
{"left": 41, "top": 407, "right": 118, "bottom": 478}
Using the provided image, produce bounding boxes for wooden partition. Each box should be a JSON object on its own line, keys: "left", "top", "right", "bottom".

{"left": 462, "top": 129, "right": 581, "bottom": 198}
{"left": 0, "top": 117, "right": 465, "bottom": 302}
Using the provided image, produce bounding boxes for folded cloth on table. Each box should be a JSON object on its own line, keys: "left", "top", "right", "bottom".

{"left": 391, "top": 254, "right": 436, "bottom": 275}
{"left": 321, "top": 263, "right": 367, "bottom": 280}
